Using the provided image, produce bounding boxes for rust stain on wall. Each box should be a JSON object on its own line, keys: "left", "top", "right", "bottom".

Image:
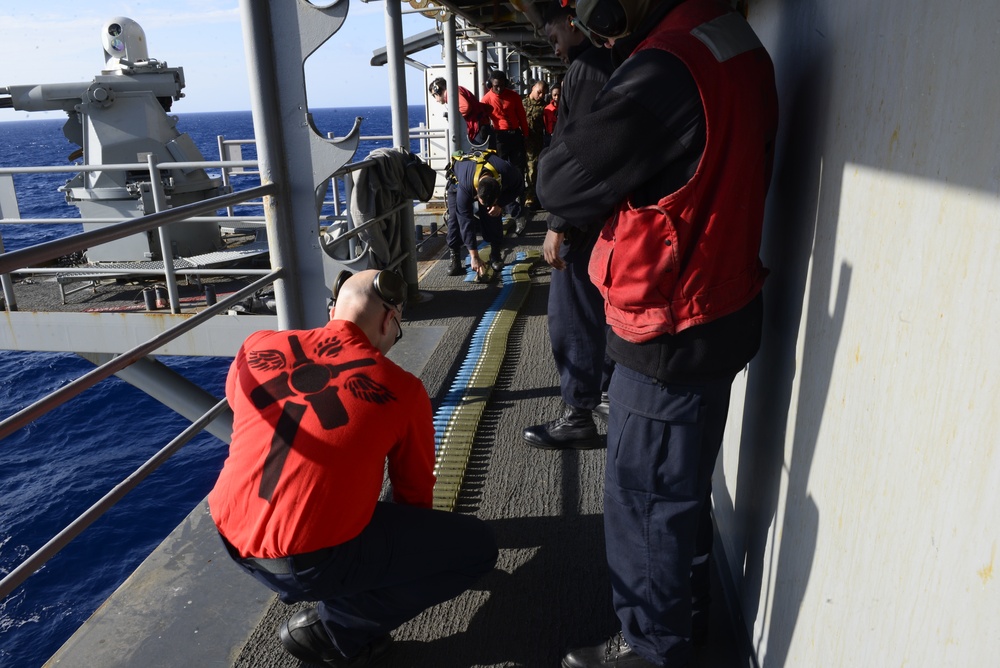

{"left": 978, "top": 543, "right": 995, "bottom": 586}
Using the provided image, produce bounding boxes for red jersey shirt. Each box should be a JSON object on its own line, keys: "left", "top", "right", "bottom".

{"left": 209, "top": 320, "right": 435, "bottom": 558}
{"left": 481, "top": 87, "right": 530, "bottom": 137}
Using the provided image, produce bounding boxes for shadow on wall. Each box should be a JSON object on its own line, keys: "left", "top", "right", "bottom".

{"left": 713, "top": 2, "right": 850, "bottom": 666}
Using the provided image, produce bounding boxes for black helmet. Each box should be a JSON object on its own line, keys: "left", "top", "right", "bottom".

{"left": 575, "top": 0, "right": 653, "bottom": 44}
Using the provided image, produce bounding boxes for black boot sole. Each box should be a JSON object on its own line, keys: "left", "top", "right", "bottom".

{"left": 522, "top": 434, "right": 606, "bottom": 450}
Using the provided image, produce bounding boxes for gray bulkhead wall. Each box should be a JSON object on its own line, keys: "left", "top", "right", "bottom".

{"left": 715, "top": 1, "right": 1000, "bottom": 665}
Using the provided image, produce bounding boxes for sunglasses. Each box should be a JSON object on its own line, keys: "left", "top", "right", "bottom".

{"left": 385, "top": 305, "right": 403, "bottom": 344}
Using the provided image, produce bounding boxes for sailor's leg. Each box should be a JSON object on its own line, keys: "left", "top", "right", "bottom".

{"left": 548, "top": 239, "right": 607, "bottom": 412}
{"left": 315, "top": 502, "right": 498, "bottom": 657}
{"left": 445, "top": 183, "right": 462, "bottom": 252}
{"left": 603, "top": 367, "right": 732, "bottom": 666}
{"left": 479, "top": 209, "right": 504, "bottom": 265}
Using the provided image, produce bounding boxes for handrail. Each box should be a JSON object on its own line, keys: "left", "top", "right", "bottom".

{"left": 10, "top": 267, "right": 273, "bottom": 276}
{"left": 0, "top": 217, "right": 267, "bottom": 224}
{"left": 0, "top": 160, "right": 260, "bottom": 175}
{"left": 0, "top": 59, "right": 456, "bottom": 644}
{"left": 0, "top": 141, "right": 444, "bottom": 314}
{"left": 326, "top": 201, "right": 411, "bottom": 245}
{"left": 0, "top": 270, "right": 280, "bottom": 442}
{"left": 0, "top": 396, "right": 232, "bottom": 600}
{"left": 0, "top": 148, "right": 290, "bottom": 611}
{"left": 361, "top": 130, "right": 445, "bottom": 142}
{"left": 0, "top": 184, "right": 275, "bottom": 275}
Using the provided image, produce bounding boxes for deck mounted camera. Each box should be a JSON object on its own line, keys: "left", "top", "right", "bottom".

{"left": 102, "top": 17, "right": 150, "bottom": 70}
{"left": 0, "top": 17, "right": 224, "bottom": 263}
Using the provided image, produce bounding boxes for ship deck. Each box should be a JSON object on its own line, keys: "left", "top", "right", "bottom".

{"left": 44, "top": 214, "right": 749, "bottom": 668}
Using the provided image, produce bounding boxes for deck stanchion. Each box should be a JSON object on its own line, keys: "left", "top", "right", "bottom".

{"left": 0, "top": 235, "right": 17, "bottom": 312}
{"left": 146, "top": 154, "right": 182, "bottom": 314}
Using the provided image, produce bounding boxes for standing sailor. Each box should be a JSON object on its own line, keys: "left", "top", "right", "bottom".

{"left": 538, "top": 0, "right": 779, "bottom": 665}
{"left": 524, "top": 4, "right": 616, "bottom": 451}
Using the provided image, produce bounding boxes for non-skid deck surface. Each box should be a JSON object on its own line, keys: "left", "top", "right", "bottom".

{"left": 232, "top": 219, "right": 746, "bottom": 668}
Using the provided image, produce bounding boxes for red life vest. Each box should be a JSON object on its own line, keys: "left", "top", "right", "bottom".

{"left": 588, "top": 0, "right": 778, "bottom": 342}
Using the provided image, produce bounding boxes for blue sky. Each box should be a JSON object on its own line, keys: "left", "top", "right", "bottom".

{"left": 0, "top": 1, "right": 440, "bottom": 120}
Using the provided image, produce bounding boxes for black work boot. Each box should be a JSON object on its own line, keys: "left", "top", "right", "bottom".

{"left": 562, "top": 631, "right": 660, "bottom": 668}
{"left": 514, "top": 213, "right": 530, "bottom": 235}
{"left": 522, "top": 405, "right": 604, "bottom": 450}
{"left": 447, "top": 249, "right": 465, "bottom": 276}
{"left": 280, "top": 607, "right": 391, "bottom": 667}
{"left": 593, "top": 392, "right": 610, "bottom": 421}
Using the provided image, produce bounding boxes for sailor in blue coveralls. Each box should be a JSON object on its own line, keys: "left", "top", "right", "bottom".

{"left": 445, "top": 149, "right": 523, "bottom": 279}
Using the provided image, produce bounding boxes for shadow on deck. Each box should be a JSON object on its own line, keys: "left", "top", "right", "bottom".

{"left": 45, "top": 215, "right": 750, "bottom": 668}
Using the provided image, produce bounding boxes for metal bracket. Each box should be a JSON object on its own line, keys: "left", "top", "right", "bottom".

{"left": 295, "top": 0, "right": 351, "bottom": 61}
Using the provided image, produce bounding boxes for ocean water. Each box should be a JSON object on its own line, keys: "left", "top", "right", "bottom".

{"left": 0, "top": 105, "right": 423, "bottom": 667}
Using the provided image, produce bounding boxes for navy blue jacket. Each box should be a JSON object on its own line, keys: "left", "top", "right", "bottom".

{"left": 451, "top": 153, "right": 523, "bottom": 249}
{"left": 543, "top": 39, "right": 615, "bottom": 239}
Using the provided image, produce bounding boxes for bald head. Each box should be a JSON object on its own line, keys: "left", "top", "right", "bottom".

{"left": 331, "top": 269, "right": 403, "bottom": 354}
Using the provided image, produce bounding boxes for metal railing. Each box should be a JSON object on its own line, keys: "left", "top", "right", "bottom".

{"left": 0, "top": 401, "right": 230, "bottom": 601}
{"left": 0, "top": 2, "right": 459, "bottom": 657}
{"left": 0, "top": 169, "right": 278, "bottom": 598}
{"left": 0, "top": 124, "right": 450, "bottom": 314}
{"left": 0, "top": 131, "right": 448, "bottom": 603}
{"left": 0, "top": 160, "right": 272, "bottom": 312}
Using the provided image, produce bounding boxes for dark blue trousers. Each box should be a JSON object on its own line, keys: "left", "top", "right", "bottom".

{"left": 548, "top": 238, "right": 612, "bottom": 410}
{"left": 445, "top": 183, "right": 504, "bottom": 261}
{"left": 494, "top": 130, "right": 526, "bottom": 217}
{"left": 604, "top": 366, "right": 733, "bottom": 667}
{"left": 235, "top": 502, "right": 497, "bottom": 658}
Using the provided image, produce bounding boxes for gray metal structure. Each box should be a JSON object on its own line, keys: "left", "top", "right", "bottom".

{"left": 444, "top": 15, "right": 464, "bottom": 156}
{"left": 2, "top": 17, "right": 225, "bottom": 263}
{"left": 239, "top": 0, "right": 360, "bottom": 330}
